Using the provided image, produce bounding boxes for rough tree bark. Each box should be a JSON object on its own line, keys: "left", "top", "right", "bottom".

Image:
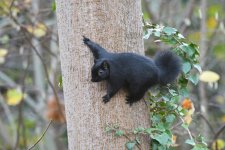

{"left": 56, "top": 0, "right": 150, "bottom": 149}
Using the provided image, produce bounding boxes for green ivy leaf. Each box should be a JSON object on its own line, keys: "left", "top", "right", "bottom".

{"left": 154, "top": 31, "right": 161, "bottom": 37}
{"left": 166, "top": 114, "right": 176, "bottom": 124}
{"left": 177, "top": 106, "right": 183, "bottom": 111}
{"left": 193, "top": 64, "right": 202, "bottom": 73}
{"left": 180, "top": 44, "right": 195, "bottom": 57}
{"left": 143, "top": 29, "right": 152, "bottom": 39}
{"left": 162, "top": 96, "right": 170, "bottom": 101}
{"left": 169, "top": 89, "right": 178, "bottom": 96}
{"left": 178, "top": 33, "right": 185, "bottom": 39}
{"left": 51, "top": 1, "right": 56, "bottom": 12}
{"left": 163, "top": 27, "right": 177, "bottom": 35}
{"left": 179, "top": 108, "right": 187, "bottom": 116}
{"left": 182, "top": 62, "right": 192, "bottom": 74}
{"left": 151, "top": 133, "right": 171, "bottom": 145}
{"left": 134, "top": 127, "right": 145, "bottom": 134}
{"left": 125, "top": 141, "right": 136, "bottom": 150}
{"left": 189, "top": 43, "right": 199, "bottom": 55}
{"left": 171, "top": 96, "right": 179, "bottom": 103}
{"left": 179, "top": 87, "right": 189, "bottom": 97}
{"left": 151, "top": 115, "right": 162, "bottom": 124}
{"left": 185, "top": 139, "right": 196, "bottom": 146}
{"left": 188, "top": 74, "right": 199, "bottom": 85}
{"left": 115, "top": 130, "right": 124, "bottom": 136}
{"left": 105, "top": 127, "right": 112, "bottom": 132}
{"left": 192, "top": 144, "right": 209, "bottom": 150}
{"left": 145, "top": 128, "right": 152, "bottom": 134}
{"left": 179, "top": 76, "right": 189, "bottom": 86}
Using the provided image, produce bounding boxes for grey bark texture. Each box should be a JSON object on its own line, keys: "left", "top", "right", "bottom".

{"left": 199, "top": 0, "right": 209, "bottom": 140}
{"left": 56, "top": 0, "right": 150, "bottom": 149}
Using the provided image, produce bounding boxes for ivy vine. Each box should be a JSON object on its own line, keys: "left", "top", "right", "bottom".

{"left": 106, "top": 20, "right": 208, "bottom": 150}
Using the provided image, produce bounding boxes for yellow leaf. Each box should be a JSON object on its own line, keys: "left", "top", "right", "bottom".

{"left": 26, "top": 23, "right": 47, "bottom": 38}
{"left": 6, "top": 89, "right": 23, "bottom": 106}
{"left": 199, "top": 71, "right": 220, "bottom": 83}
{"left": 212, "top": 139, "right": 225, "bottom": 150}
{"left": 36, "top": 23, "right": 46, "bottom": 30}
{"left": 171, "top": 135, "right": 179, "bottom": 147}
{"left": 26, "top": 25, "right": 33, "bottom": 33}
{"left": 0, "top": 48, "right": 8, "bottom": 57}
{"left": 184, "top": 114, "right": 192, "bottom": 125}
{"left": 221, "top": 115, "right": 225, "bottom": 123}
{"left": 34, "top": 23, "right": 47, "bottom": 38}
{"left": 215, "top": 95, "right": 225, "bottom": 105}
{"left": 207, "top": 17, "right": 217, "bottom": 30}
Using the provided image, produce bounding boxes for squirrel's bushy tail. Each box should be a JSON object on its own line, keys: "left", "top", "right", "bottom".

{"left": 154, "top": 50, "right": 181, "bottom": 85}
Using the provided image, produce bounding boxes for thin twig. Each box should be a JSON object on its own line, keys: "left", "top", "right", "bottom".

{"left": 14, "top": 55, "right": 31, "bottom": 150}
{"left": 210, "top": 123, "right": 225, "bottom": 149}
{"left": 198, "top": 113, "right": 215, "bottom": 134}
{"left": 22, "top": 31, "right": 65, "bottom": 120}
{"left": 14, "top": 100, "right": 23, "bottom": 150}
{"left": 9, "top": 0, "right": 15, "bottom": 13}
{"left": 28, "top": 120, "right": 52, "bottom": 150}
{"left": 170, "top": 121, "right": 182, "bottom": 130}
{"left": 179, "top": 116, "right": 193, "bottom": 140}
{"left": 123, "top": 134, "right": 141, "bottom": 150}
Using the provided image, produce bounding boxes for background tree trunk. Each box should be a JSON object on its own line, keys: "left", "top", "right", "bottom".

{"left": 199, "top": 0, "right": 209, "bottom": 141}
{"left": 56, "top": 0, "right": 150, "bottom": 149}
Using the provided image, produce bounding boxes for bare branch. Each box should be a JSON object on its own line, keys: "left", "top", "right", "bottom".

{"left": 28, "top": 120, "right": 53, "bottom": 150}
{"left": 14, "top": 55, "right": 31, "bottom": 150}
{"left": 198, "top": 113, "right": 215, "bottom": 134}
{"left": 22, "top": 31, "right": 65, "bottom": 120}
{"left": 210, "top": 123, "right": 225, "bottom": 149}
{"left": 198, "top": 0, "right": 209, "bottom": 140}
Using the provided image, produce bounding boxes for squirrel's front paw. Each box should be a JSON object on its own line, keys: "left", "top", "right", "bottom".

{"left": 125, "top": 95, "right": 134, "bottom": 106}
{"left": 83, "top": 36, "right": 90, "bottom": 44}
{"left": 102, "top": 95, "right": 110, "bottom": 103}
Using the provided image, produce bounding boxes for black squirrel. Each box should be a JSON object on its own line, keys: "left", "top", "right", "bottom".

{"left": 83, "top": 36, "right": 181, "bottom": 106}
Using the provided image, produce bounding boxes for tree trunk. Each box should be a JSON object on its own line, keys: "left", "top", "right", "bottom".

{"left": 199, "top": 0, "right": 209, "bottom": 141}
{"left": 56, "top": 0, "right": 150, "bottom": 149}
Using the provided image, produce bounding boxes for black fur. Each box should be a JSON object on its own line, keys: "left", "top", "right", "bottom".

{"left": 83, "top": 36, "right": 181, "bottom": 106}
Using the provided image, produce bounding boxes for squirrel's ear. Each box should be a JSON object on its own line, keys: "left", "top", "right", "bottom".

{"left": 102, "top": 60, "right": 109, "bottom": 70}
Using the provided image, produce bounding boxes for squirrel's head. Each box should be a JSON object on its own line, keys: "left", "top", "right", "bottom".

{"left": 91, "top": 59, "right": 109, "bottom": 82}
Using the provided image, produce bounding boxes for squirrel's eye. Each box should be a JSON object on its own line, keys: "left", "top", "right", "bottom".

{"left": 98, "top": 70, "right": 104, "bottom": 76}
